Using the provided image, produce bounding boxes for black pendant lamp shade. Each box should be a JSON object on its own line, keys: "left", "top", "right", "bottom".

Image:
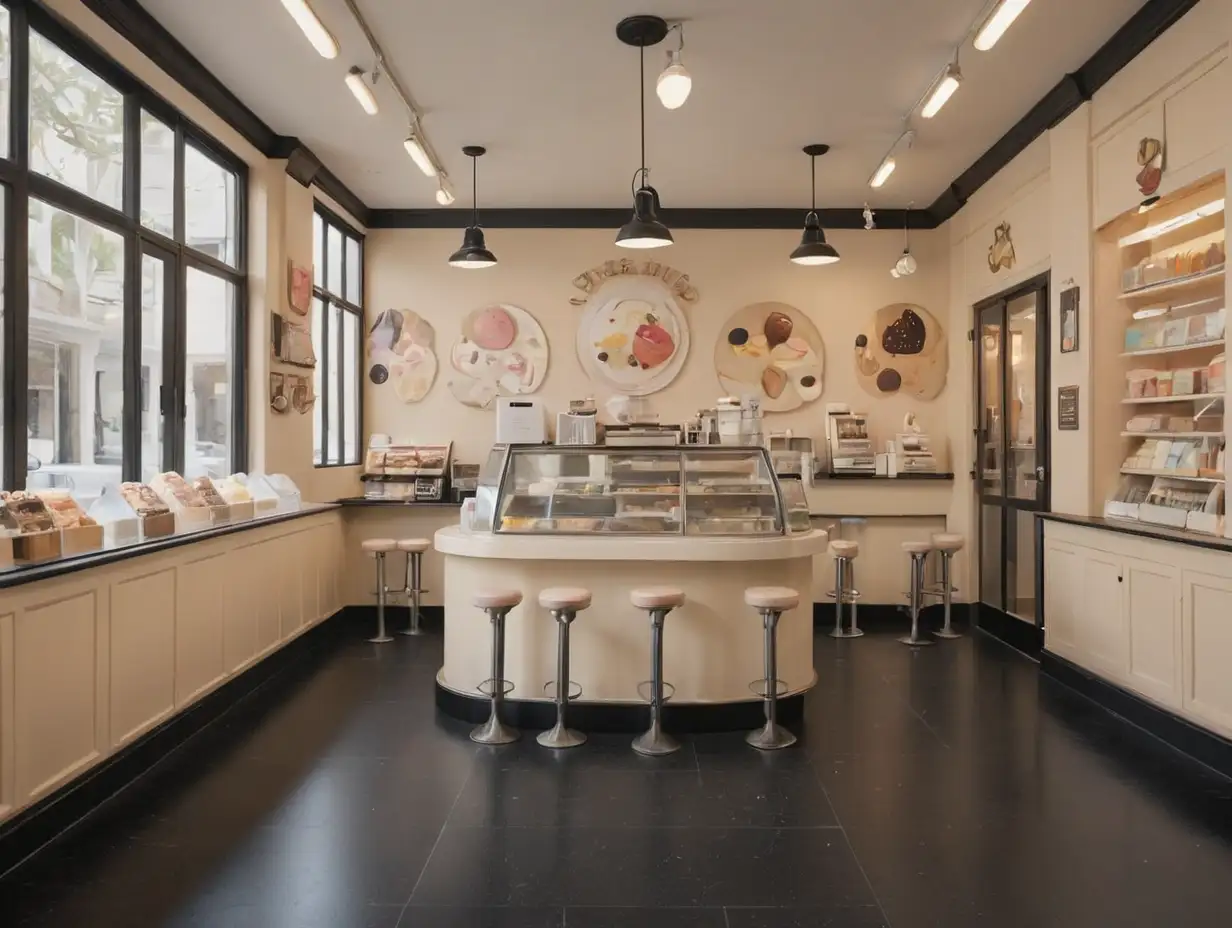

{"left": 449, "top": 146, "right": 497, "bottom": 269}
{"left": 790, "top": 144, "right": 840, "bottom": 266}
{"left": 616, "top": 15, "right": 673, "bottom": 249}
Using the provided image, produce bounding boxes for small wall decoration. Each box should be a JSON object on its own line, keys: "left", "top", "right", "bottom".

{"left": 988, "top": 222, "right": 1016, "bottom": 273}
{"left": 1137, "top": 137, "right": 1164, "bottom": 197}
{"left": 1060, "top": 282, "right": 1080, "bottom": 353}
{"left": 854, "top": 303, "right": 947, "bottom": 401}
{"left": 368, "top": 309, "right": 437, "bottom": 403}
{"left": 570, "top": 258, "right": 699, "bottom": 307}
{"left": 576, "top": 272, "right": 691, "bottom": 396}
{"left": 714, "top": 302, "right": 824, "bottom": 412}
{"left": 287, "top": 374, "right": 313, "bottom": 414}
{"left": 448, "top": 304, "right": 549, "bottom": 409}
{"left": 271, "top": 313, "right": 316, "bottom": 368}
{"left": 288, "top": 261, "right": 312, "bottom": 316}
{"left": 269, "top": 372, "right": 288, "bottom": 413}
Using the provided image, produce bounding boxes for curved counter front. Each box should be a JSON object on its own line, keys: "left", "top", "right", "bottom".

{"left": 434, "top": 527, "right": 828, "bottom": 724}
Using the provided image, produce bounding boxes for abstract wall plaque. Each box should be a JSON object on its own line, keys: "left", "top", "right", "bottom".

{"left": 288, "top": 261, "right": 312, "bottom": 316}
{"left": 368, "top": 309, "right": 437, "bottom": 404}
{"left": 448, "top": 304, "right": 549, "bottom": 409}
{"left": 1137, "top": 137, "right": 1164, "bottom": 197}
{"left": 714, "top": 302, "right": 824, "bottom": 412}
{"left": 988, "top": 221, "right": 1016, "bottom": 273}
{"left": 576, "top": 274, "right": 690, "bottom": 396}
{"left": 854, "top": 303, "right": 947, "bottom": 401}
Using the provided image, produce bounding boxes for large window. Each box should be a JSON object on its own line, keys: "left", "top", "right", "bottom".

{"left": 0, "top": 2, "right": 247, "bottom": 494}
{"left": 312, "top": 206, "right": 362, "bottom": 467}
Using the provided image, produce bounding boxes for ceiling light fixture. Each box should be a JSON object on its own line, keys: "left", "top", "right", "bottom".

{"left": 973, "top": 0, "right": 1034, "bottom": 51}
{"left": 869, "top": 128, "right": 914, "bottom": 189}
{"left": 656, "top": 22, "right": 691, "bottom": 109}
{"left": 345, "top": 67, "right": 379, "bottom": 115}
{"left": 891, "top": 206, "right": 918, "bottom": 278}
{"left": 448, "top": 146, "right": 497, "bottom": 269}
{"left": 403, "top": 131, "right": 438, "bottom": 177}
{"left": 615, "top": 15, "right": 674, "bottom": 250}
{"left": 279, "top": 0, "right": 338, "bottom": 59}
{"left": 921, "top": 62, "right": 962, "bottom": 119}
{"left": 435, "top": 178, "right": 456, "bottom": 206}
{"left": 790, "top": 144, "right": 840, "bottom": 267}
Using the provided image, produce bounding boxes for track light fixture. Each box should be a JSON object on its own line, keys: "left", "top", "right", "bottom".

{"left": 790, "top": 145, "right": 840, "bottom": 266}
{"left": 403, "top": 131, "right": 437, "bottom": 177}
{"left": 345, "top": 67, "right": 379, "bottom": 115}
{"left": 615, "top": 16, "right": 674, "bottom": 250}
{"left": 869, "top": 129, "right": 914, "bottom": 190}
{"left": 656, "top": 22, "right": 691, "bottom": 109}
{"left": 921, "top": 62, "right": 962, "bottom": 119}
{"left": 280, "top": 0, "right": 338, "bottom": 58}
{"left": 973, "top": 0, "right": 1034, "bottom": 51}
{"left": 448, "top": 147, "right": 497, "bottom": 269}
{"left": 435, "top": 178, "right": 456, "bottom": 206}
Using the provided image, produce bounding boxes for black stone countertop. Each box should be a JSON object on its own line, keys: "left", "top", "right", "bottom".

{"left": 1040, "top": 512, "right": 1232, "bottom": 553}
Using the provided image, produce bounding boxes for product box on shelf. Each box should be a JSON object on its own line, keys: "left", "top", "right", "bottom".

{"left": 238, "top": 474, "right": 281, "bottom": 515}
{"left": 215, "top": 475, "right": 256, "bottom": 521}
{"left": 191, "top": 476, "right": 234, "bottom": 525}
{"left": 0, "top": 493, "right": 63, "bottom": 562}
{"left": 150, "top": 472, "right": 214, "bottom": 532}
{"left": 34, "top": 490, "right": 105, "bottom": 555}
{"left": 118, "top": 482, "right": 176, "bottom": 540}
{"left": 265, "top": 474, "right": 303, "bottom": 512}
{"left": 88, "top": 487, "right": 141, "bottom": 548}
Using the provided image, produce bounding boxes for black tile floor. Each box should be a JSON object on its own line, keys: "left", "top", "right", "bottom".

{"left": 3, "top": 625, "right": 1232, "bottom": 927}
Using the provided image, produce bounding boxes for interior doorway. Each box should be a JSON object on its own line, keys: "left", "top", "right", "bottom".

{"left": 974, "top": 273, "right": 1050, "bottom": 628}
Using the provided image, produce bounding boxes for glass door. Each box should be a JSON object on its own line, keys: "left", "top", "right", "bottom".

{"left": 974, "top": 275, "right": 1050, "bottom": 624}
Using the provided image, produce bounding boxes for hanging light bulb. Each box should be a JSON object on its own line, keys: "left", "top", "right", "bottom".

{"left": 435, "top": 177, "right": 456, "bottom": 206}
{"left": 616, "top": 16, "right": 674, "bottom": 249}
{"left": 790, "top": 144, "right": 840, "bottom": 266}
{"left": 891, "top": 208, "right": 917, "bottom": 277}
{"left": 448, "top": 147, "right": 497, "bottom": 269}
{"left": 345, "top": 67, "right": 379, "bottom": 115}
{"left": 656, "top": 24, "right": 691, "bottom": 109}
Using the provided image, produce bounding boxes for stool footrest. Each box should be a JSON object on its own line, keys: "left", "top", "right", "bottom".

{"left": 747, "top": 677, "right": 789, "bottom": 699}
{"left": 477, "top": 678, "right": 516, "bottom": 698}
{"left": 543, "top": 680, "right": 583, "bottom": 700}
{"left": 921, "top": 584, "right": 959, "bottom": 598}
{"left": 635, "top": 680, "right": 677, "bottom": 704}
{"left": 825, "top": 589, "right": 863, "bottom": 602}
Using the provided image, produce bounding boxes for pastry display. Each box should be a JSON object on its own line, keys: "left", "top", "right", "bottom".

{"left": 715, "top": 302, "right": 824, "bottom": 412}
{"left": 150, "top": 471, "right": 214, "bottom": 530}
{"left": 215, "top": 475, "right": 256, "bottom": 521}
{"left": 0, "top": 492, "right": 62, "bottom": 562}
{"left": 118, "top": 482, "right": 176, "bottom": 539}
{"left": 448, "top": 304, "right": 548, "bottom": 409}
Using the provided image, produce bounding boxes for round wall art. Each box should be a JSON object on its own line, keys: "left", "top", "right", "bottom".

{"left": 448, "top": 304, "right": 549, "bottom": 409}
{"left": 576, "top": 275, "right": 690, "bottom": 396}
{"left": 367, "top": 309, "right": 437, "bottom": 403}
{"left": 853, "top": 302, "right": 947, "bottom": 401}
{"left": 714, "top": 302, "right": 824, "bottom": 411}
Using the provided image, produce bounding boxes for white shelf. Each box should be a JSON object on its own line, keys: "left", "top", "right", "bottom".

{"left": 1120, "top": 339, "right": 1225, "bottom": 358}
{"left": 1118, "top": 266, "right": 1225, "bottom": 300}
{"left": 1121, "top": 431, "right": 1223, "bottom": 438}
{"left": 1121, "top": 393, "right": 1224, "bottom": 405}
{"left": 1120, "top": 468, "right": 1225, "bottom": 482}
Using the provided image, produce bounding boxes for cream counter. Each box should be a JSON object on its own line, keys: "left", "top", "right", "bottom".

{"left": 434, "top": 526, "right": 829, "bottom": 707}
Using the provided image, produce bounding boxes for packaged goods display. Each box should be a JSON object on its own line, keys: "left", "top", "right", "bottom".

{"left": 34, "top": 490, "right": 104, "bottom": 555}
{"left": 150, "top": 472, "right": 214, "bottom": 531}
{"left": 0, "top": 492, "right": 63, "bottom": 561}
{"left": 119, "top": 482, "right": 177, "bottom": 539}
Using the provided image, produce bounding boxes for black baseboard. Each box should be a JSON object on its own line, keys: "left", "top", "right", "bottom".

{"left": 435, "top": 680, "right": 803, "bottom": 734}
{"left": 1041, "top": 651, "right": 1232, "bottom": 780}
{"left": 811, "top": 601, "right": 971, "bottom": 632}
{"left": 974, "top": 603, "right": 1044, "bottom": 657}
{"left": 348, "top": 604, "right": 444, "bottom": 633}
{"left": 0, "top": 608, "right": 361, "bottom": 878}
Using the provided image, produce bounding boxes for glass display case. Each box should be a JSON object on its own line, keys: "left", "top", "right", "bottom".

{"left": 478, "top": 445, "right": 803, "bottom": 536}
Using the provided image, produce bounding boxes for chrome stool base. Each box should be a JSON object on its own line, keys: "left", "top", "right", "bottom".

{"left": 898, "top": 633, "right": 934, "bottom": 647}
{"left": 537, "top": 724, "right": 586, "bottom": 750}
{"left": 827, "top": 554, "right": 863, "bottom": 639}
{"left": 932, "top": 627, "right": 962, "bottom": 640}
{"left": 367, "top": 634, "right": 394, "bottom": 644}
{"left": 399, "top": 627, "right": 426, "bottom": 637}
{"left": 401, "top": 550, "right": 427, "bottom": 636}
{"left": 830, "top": 627, "right": 865, "bottom": 639}
{"left": 746, "top": 721, "right": 797, "bottom": 751}
{"left": 632, "top": 724, "right": 680, "bottom": 756}
{"left": 471, "top": 714, "right": 519, "bottom": 745}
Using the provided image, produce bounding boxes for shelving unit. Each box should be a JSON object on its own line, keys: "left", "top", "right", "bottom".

{"left": 1116, "top": 265, "right": 1225, "bottom": 300}
{"left": 1119, "top": 338, "right": 1224, "bottom": 358}
{"left": 1119, "top": 468, "right": 1224, "bottom": 482}
{"left": 1120, "top": 393, "right": 1222, "bottom": 404}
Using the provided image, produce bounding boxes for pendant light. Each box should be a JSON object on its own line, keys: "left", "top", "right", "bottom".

{"left": 656, "top": 23, "right": 691, "bottom": 110}
{"left": 448, "top": 146, "right": 497, "bottom": 269}
{"left": 790, "top": 144, "right": 840, "bottom": 266}
{"left": 891, "top": 207, "right": 918, "bottom": 278}
{"left": 615, "top": 15, "right": 673, "bottom": 250}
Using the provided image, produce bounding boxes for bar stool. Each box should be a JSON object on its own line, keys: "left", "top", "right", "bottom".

{"left": 361, "top": 538, "right": 398, "bottom": 643}
{"left": 537, "top": 587, "right": 592, "bottom": 749}
{"left": 827, "top": 540, "right": 864, "bottom": 639}
{"left": 397, "top": 538, "right": 431, "bottom": 636}
{"left": 927, "top": 533, "right": 965, "bottom": 640}
{"left": 900, "top": 541, "right": 935, "bottom": 647}
{"left": 744, "top": 586, "right": 800, "bottom": 750}
{"left": 630, "top": 587, "right": 685, "bottom": 756}
{"left": 470, "top": 588, "right": 523, "bottom": 745}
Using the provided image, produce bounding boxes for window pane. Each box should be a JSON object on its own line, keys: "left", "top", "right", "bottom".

{"left": 313, "top": 212, "right": 323, "bottom": 288}
{"left": 312, "top": 297, "right": 324, "bottom": 465}
{"left": 141, "top": 253, "right": 167, "bottom": 480}
{"left": 0, "top": 188, "right": 5, "bottom": 486}
{"left": 345, "top": 237, "right": 360, "bottom": 304}
{"left": 327, "top": 304, "right": 341, "bottom": 464}
{"left": 29, "top": 32, "right": 124, "bottom": 210}
{"left": 26, "top": 200, "right": 125, "bottom": 501}
{"left": 0, "top": 7, "right": 11, "bottom": 158}
{"left": 140, "top": 111, "right": 174, "bottom": 237}
{"left": 326, "top": 224, "right": 342, "bottom": 296}
{"left": 343, "top": 310, "right": 359, "bottom": 464}
{"left": 184, "top": 143, "right": 238, "bottom": 266}
{"left": 184, "top": 267, "right": 235, "bottom": 478}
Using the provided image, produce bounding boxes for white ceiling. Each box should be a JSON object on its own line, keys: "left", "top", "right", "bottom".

{"left": 140, "top": 0, "right": 1144, "bottom": 210}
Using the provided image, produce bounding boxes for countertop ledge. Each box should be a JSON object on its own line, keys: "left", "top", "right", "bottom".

{"left": 336, "top": 498, "right": 461, "bottom": 508}
{"left": 811, "top": 472, "right": 955, "bottom": 481}
{"left": 0, "top": 504, "right": 340, "bottom": 590}
{"left": 1040, "top": 512, "right": 1232, "bottom": 553}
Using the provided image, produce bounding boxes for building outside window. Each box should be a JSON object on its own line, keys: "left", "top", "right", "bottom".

{"left": 312, "top": 206, "right": 362, "bottom": 467}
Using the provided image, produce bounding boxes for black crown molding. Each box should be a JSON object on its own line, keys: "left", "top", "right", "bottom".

{"left": 75, "top": 0, "right": 1200, "bottom": 233}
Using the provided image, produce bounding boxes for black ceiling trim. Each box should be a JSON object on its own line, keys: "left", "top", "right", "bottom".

{"left": 368, "top": 207, "right": 937, "bottom": 231}
{"left": 927, "top": 0, "right": 1203, "bottom": 225}
{"left": 310, "top": 162, "right": 372, "bottom": 228}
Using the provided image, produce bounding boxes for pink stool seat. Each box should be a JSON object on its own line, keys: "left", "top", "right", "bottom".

{"left": 630, "top": 587, "right": 685, "bottom": 610}
{"left": 398, "top": 538, "right": 431, "bottom": 553}
{"left": 539, "top": 587, "right": 592, "bottom": 612}
{"left": 361, "top": 538, "right": 398, "bottom": 554}
{"left": 744, "top": 586, "right": 800, "bottom": 611}
{"left": 474, "top": 589, "right": 523, "bottom": 610}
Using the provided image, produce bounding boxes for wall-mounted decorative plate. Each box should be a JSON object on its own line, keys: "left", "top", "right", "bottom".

{"left": 854, "top": 302, "right": 947, "bottom": 401}
{"left": 714, "top": 302, "right": 824, "bottom": 412}
{"left": 368, "top": 309, "right": 437, "bottom": 403}
{"left": 448, "top": 304, "right": 549, "bottom": 409}
{"left": 576, "top": 275, "right": 690, "bottom": 396}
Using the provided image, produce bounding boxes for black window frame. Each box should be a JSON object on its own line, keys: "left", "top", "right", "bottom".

{"left": 0, "top": 0, "right": 248, "bottom": 490}
{"left": 312, "top": 201, "right": 363, "bottom": 468}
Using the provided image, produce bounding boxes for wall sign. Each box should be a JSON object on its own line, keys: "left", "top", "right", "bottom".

{"left": 1058, "top": 385, "right": 1080, "bottom": 431}
{"left": 570, "top": 258, "right": 699, "bottom": 307}
{"left": 1060, "top": 284, "right": 1079, "bottom": 353}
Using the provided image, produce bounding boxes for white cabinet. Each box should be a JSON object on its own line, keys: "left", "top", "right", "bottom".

{"left": 1043, "top": 520, "right": 1232, "bottom": 740}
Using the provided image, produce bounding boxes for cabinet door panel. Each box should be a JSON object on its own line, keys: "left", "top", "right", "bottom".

{"left": 1182, "top": 569, "right": 1232, "bottom": 739}
{"left": 1079, "top": 553, "right": 1126, "bottom": 680}
{"left": 1044, "top": 541, "right": 1082, "bottom": 655}
{"left": 1124, "top": 557, "right": 1181, "bottom": 709}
